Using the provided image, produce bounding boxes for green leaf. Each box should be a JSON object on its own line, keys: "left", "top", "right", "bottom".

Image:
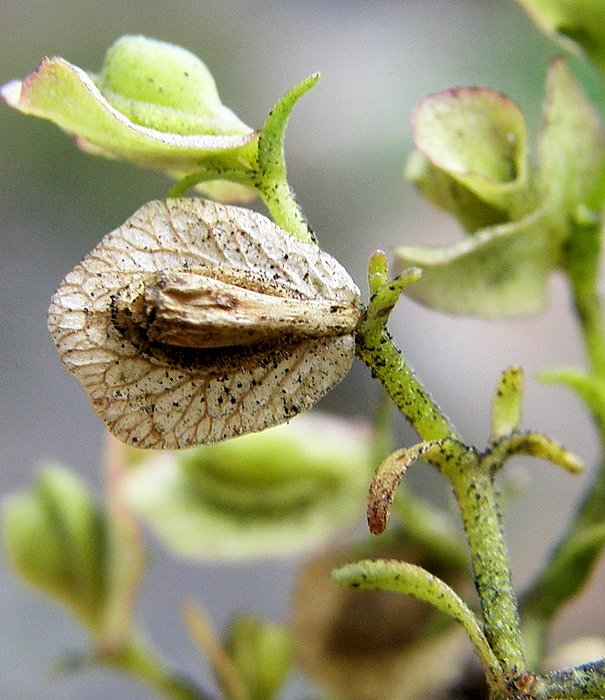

{"left": 399, "top": 59, "right": 605, "bottom": 318}
{"left": 491, "top": 366, "right": 524, "bottom": 440}
{"left": 121, "top": 414, "right": 372, "bottom": 560}
{"left": 3, "top": 464, "right": 143, "bottom": 646}
{"left": 1, "top": 37, "right": 259, "bottom": 201}
{"left": 332, "top": 558, "right": 502, "bottom": 685}
{"left": 516, "top": 0, "right": 605, "bottom": 79}
{"left": 95, "top": 36, "right": 249, "bottom": 135}
{"left": 406, "top": 87, "right": 531, "bottom": 231}
{"left": 539, "top": 367, "right": 605, "bottom": 417}
{"left": 3, "top": 466, "right": 106, "bottom": 633}
{"left": 396, "top": 202, "right": 559, "bottom": 317}
{"left": 225, "top": 616, "right": 294, "bottom": 700}
{"left": 539, "top": 58, "right": 605, "bottom": 212}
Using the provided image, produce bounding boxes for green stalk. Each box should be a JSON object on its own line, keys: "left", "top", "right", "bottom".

{"left": 357, "top": 319, "right": 527, "bottom": 679}
{"left": 448, "top": 463, "right": 527, "bottom": 678}
{"left": 355, "top": 325, "right": 458, "bottom": 442}
{"left": 102, "top": 638, "right": 211, "bottom": 700}
{"left": 520, "top": 217, "right": 605, "bottom": 663}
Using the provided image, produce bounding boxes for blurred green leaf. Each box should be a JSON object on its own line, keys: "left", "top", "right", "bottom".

{"left": 3, "top": 465, "right": 142, "bottom": 646}
{"left": 516, "top": 0, "right": 605, "bottom": 80}
{"left": 399, "top": 59, "right": 605, "bottom": 318}
{"left": 226, "top": 616, "right": 294, "bottom": 700}
{"left": 122, "top": 414, "right": 372, "bottom": 560}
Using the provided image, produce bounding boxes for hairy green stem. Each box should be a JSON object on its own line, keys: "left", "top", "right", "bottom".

{"left": 355, "top": 325, "right": 458, "bottom": 442}
{"left": 521, "top": 218, "right": 605, "bottom": 663}
{"left": 542, "top": 658, "right": 605, "bottom": 699}
{"left": 448, "top": 463, "right": 527, "bottom": 678}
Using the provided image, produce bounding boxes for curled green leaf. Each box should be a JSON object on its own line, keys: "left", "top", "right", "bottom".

{"left": 121, "top": 414, "right": 372, "bottom": 560}
{"left": 332, "top": 559, "right": 502, "bottom": 685}
{"left": 516, "top": 0, "right": 605, "bottom": 80}
{"left": 407, "top": 86, "right": 531, "bottom": 231}
{"left": 1, "top": 36, "right": 259, "bottom": 201}
{"left": 400, "top": 59, "right": 605, "bottom": 318}
{"left": 491, "top": 366, "right": 524, "bottom": 441}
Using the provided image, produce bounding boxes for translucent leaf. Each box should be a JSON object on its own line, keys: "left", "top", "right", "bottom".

{"left": 47, "top": 198, "right": 360, "bottom": 449}
{"left": 121, "top": 414, "right": 372, "bottom": 560}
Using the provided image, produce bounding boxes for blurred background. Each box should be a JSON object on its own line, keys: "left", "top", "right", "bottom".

{"left": 1, "top": 1, "right": 604, "bottom": 698}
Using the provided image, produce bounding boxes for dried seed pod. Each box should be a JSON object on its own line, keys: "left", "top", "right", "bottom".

{"left": 48, "top": 198, "right": 361, "bottom": 449}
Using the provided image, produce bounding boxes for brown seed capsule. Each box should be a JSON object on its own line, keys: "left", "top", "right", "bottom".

{"left": 48, "top": 198, "right": 361, "bottom": 449}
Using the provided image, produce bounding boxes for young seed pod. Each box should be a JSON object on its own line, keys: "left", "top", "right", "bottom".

{"left": 48, "top": 198, "right": 361, "bottom": 449}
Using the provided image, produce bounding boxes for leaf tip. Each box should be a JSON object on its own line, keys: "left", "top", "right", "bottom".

{"left": 1, "top": 79, "right": 23, "bottom": 108}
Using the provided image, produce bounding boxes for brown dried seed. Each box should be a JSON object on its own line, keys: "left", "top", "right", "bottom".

{"left": 48, "top": 198, "right": 361, "bottom": 449}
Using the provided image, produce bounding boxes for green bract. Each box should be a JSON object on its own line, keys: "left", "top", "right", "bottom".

{"left": 399, "top": 58, "right": 605, "bottom": 317}
{"left": 120, "top": 414, "right": 372, "bottom": 560}
{"left": 2, "top": 466, "right": 142, "bottom": 646}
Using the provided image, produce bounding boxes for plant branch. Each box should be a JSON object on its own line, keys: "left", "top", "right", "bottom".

{"left": 446, "top": 457, "right": 527, "bottom": 679}
{"left": 99, "top": 638, "right": 211, "bottom": 700}
{"left": 355, "top": 325, "right": 458, "bottom": 442}
{"left": 520, "top": 216, "right": 605, "bottom": 663}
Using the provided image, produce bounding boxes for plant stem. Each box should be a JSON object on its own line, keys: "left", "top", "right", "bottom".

{"left": 520, "top": 217, "right": 605, "bottom": 663}
{"left": 355, "top": 325, "right": 458, "bottom": 442}
{"left": 102, "top": 638, "right": 211, "bottom": 700}
{"left": 448, "top": 462, "right": 527, "bottom": 678}
{"left": 357, "top": 319, "right": 529, "bottom": 680}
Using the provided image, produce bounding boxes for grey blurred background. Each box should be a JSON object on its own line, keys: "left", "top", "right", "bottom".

{"left": 2, "top": 1, "right": 604, "bottom": 698}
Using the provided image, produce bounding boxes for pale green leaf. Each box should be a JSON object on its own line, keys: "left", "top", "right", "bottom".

{"left": 407, "top": 87, "right": 531, "bottom": 230}
{"left": 1, "top": 39, "right": 259, "bottom": 200}
{"left": 3, "top": 466, "right": 106, "bottom": 633}
{"left": 516, "top": 0, "right": 605, "bottom": 79}
{"left": 121, "top": 414, "right": 372, "bottom": 560}
{"left": 226, "top": 616, "right": 294, "bottom": 700}
{"left": 539, "top": 58, "right": 605, "bottom": 210}
{"left": 396, "top": 202, "right": 559, "bottom": 317}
